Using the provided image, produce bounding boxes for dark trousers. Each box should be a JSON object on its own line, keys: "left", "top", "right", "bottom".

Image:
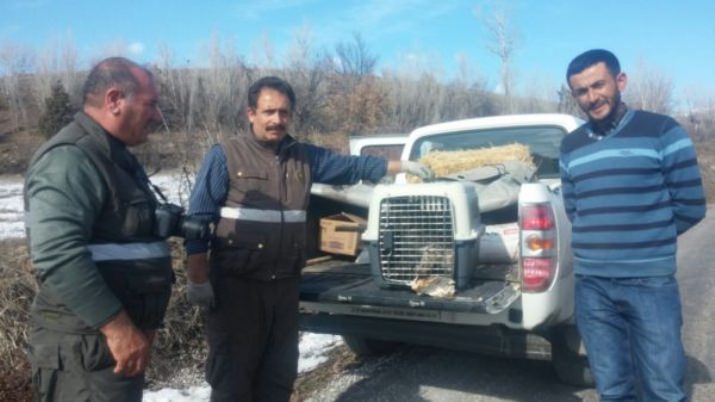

{"left": 205, "top": 276, "right": 300, "bottom": 402}
{"left": 27, "top": 326, "right": 144, "bottom": 402}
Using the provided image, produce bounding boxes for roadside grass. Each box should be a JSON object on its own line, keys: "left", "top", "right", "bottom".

{"left": 0, "top": 239, "right": 34, "bottom": 402}
{"left": 291, "top": 345, "right": 360, "bottom": 402}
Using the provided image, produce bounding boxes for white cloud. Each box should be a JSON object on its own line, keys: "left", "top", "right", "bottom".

{"left": 127, "top": 42, "right": 145, "bottom": 55}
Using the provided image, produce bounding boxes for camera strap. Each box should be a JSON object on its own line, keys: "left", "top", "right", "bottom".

{"left": 149, "top": 181, "right": 170, "bottom": 204}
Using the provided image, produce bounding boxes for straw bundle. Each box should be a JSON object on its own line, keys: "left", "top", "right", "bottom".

{"left": 408, "top": 142, "right": 534, "bottom": 181}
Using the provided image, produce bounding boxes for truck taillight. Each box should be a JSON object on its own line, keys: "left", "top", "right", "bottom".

{"left": 520, "top": 203, "right": 556, "bottom": 293}
{"left": 522, "top": 257, "right": 554, "bottom": 292}
{"left": 525, "top": 234, "right": 554, "bottom": 251}
{"left": 520, "top": 203, "right": 555, "bottom": 230}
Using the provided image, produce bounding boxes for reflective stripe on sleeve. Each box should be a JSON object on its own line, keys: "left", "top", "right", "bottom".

{"left": 87, "top": 241, "right": 170, "bottom": 262}
{"left": 220, "top": 207, "right": 306, "bottom": 223}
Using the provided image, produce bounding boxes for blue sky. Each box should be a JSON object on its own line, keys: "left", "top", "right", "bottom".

{"left": 2, "top": 0, "right": 714, "bottom": 102}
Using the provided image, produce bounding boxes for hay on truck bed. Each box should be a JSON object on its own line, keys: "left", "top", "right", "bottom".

{"left": 407, "top": 143, "right": 535, "bottom": 182}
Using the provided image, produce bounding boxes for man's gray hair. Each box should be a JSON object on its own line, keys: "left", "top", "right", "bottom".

{"left": 82, "top": 57, "right": 152, "bottom": 107}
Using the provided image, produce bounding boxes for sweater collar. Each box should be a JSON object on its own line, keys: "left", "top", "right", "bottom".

{"left": 589, "top": 103, "right": 627, "bottom": 133}
{"left": 586, "top": 104, "right": 632, "bottom": 139}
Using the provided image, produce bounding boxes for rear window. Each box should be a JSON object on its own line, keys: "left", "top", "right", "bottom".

{"left": 410, "top": 125, "right": 566, "bottom": 178}
{"left": 360, "top": 144, "right": 405, "bottom": 160}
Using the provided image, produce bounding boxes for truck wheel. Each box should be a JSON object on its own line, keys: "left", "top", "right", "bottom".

{"left": 550, "top": 327, "right": 594, "bottom": 387}
{"left": 342, "top": 335, "right": 398, "bottom": 356}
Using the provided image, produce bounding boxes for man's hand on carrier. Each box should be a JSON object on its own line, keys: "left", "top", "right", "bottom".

{"left": 400, "top": 161, "right": 434, "bottom": 180}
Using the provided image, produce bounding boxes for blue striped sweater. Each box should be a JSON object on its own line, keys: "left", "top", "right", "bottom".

{"left": 559, "top": 109, "right": 706, "bottom": 277}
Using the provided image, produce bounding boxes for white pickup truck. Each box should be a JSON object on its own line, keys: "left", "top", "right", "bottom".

{"left": 301, "top": 114, "right": 592, "bottom": 386}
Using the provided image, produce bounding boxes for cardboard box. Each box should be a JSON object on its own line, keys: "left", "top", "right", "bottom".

{"left": 319, "top": 213, "right": 367, "bottom": 256}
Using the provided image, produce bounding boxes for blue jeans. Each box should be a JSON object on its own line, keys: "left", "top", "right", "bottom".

{"left": 575, "top": 274, "right": 686, "bottom": 402}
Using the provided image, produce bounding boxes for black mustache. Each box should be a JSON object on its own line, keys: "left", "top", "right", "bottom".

{"left": 589, "top": 100, "right": 606, "bottom": 111}
{"left": 267, "top": 125, "right": 286, "bottom": 131}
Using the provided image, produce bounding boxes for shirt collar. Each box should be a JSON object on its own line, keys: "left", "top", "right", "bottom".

{"left": 587, "top": 103, "right": 630, "bottom": 138}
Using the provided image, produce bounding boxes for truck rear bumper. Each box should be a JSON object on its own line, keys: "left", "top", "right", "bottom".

{"left": 299, "top": 312, "right": 552, "bottom": 360}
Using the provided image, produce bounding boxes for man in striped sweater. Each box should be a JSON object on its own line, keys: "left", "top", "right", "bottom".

{"left": 560, "top": 49, "right": 706, "bottom": 401}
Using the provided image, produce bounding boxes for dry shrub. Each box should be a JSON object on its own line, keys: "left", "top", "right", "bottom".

{"left": 411, "top": 143, "right": 534, "bottom": 181}
{"left": 291, "top": 345, "right": 358, "bottom": 402}
{"left": 0, "top": 239, "right": 35, "bottom": 402}
{"left": 695, "top": 142, "right": 715, "bottom": 203}
{"left": 306, "top": 130, "right": 349, "bottom": 154}
{"left": 145, "top": 239, "right": 207, "bottom": 388}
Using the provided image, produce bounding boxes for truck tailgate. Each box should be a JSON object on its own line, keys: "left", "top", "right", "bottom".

{"left": 300, "top": 263, "right": 517, "bottom": 314}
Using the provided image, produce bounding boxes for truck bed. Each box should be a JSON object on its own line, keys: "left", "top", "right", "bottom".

{"left": 300, "top": 261, "right": 518, "bottom": 314}
{"left": 299, "top": 261, "right": 548, "bottom": 360}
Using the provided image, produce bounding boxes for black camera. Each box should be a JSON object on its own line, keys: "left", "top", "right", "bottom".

{"left": 154, "top": 203, "right": 211, "bottom": 240}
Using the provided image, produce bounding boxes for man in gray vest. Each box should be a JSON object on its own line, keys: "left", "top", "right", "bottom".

{"left": 185, "top": 76, "right": 432, "bottom": 401}
{"left": 24, "top": 57, "right": 173, "bottom": 401}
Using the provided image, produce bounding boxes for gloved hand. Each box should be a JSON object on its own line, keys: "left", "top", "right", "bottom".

{"left": 400, "top": 161, "right": 434, "bottom": 180}
{"left": 186, "top": 280, "right": 215, "bottom": 309}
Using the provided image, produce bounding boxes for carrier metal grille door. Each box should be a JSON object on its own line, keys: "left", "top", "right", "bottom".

{"left": 378, "top": 195, "right": 455, "bottom": 285}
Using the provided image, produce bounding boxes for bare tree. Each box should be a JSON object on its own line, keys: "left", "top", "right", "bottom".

{"left": 624, "top": 58, "right": 674, "bottom": 115}
{"left": 476, "top": 1, "right": 520, "bottom": 113}
{"left": 324, "top": 74, "right": 388, "bottom": 136}
{"left": 249, "top": 32, "right": 275, "bottom": 70}
{"left": 155, "top": 44, "right": 187, "bottom": 129}
{"left": 321, "top": 33, "right": 387, "bottom": 136}
{"left": 333, "top": 33, "right": 378, "bottom": 77}
{"left": 33, "top": 33, "right": 80, "bottom": 114}
{"left": 189, "top": 33, "right": 249, "bottom": 141}
{"left": 381, "top": 67, "right": 446, "bottom": 131}
{"left": 680, "top": 89, "right": 715, "bottom": 143}
{"left": 438, "top": 53, "right": 493, "bottom": 120}
{"left": 280, "top": 26, "right": 331, "bottom": 139}
{"left": 0, "top": 42, "right": 37, "bottom": 128}
{"left": 556, "top": 84, "right": 583, "bottom": 117}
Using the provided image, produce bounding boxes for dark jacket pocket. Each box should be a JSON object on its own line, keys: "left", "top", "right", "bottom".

{"left": 233, "top": 168, "right": 269, "bottom": 197}
{"left": 213, "top": 233, "right": 267, "bottom": 276}
{"left": 28, "top": 343, "right": 60, "bottom": 370}
{"left": 28, "top": 343, "right": 60, "bottom": 399}
{"left": 78, "top": 334, "right": 116, "bottom": 372}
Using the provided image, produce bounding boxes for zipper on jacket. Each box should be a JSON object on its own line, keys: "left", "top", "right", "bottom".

{"left": 274, "top": 154, "right": 284, "bottom": 278}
